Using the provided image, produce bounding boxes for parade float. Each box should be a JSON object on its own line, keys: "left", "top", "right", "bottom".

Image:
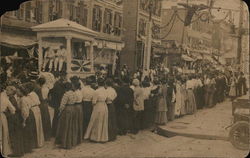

{"left": 32, "top": 18, "right": 98, "bottom": 79}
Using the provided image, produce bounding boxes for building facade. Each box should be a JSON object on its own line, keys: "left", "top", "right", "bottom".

{"left": 212, "top": 20, "right": 238, "bottom": 66}
{"left": 1, "top": 0, "right": 124, "bottom": 75}
{"left": 161, "top": 6, "right": 214, "bottom": 69}
{"left": 121, "top": 0, "right": 162, "bottom": 72}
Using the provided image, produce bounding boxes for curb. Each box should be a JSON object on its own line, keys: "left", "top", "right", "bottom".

{"left": 156, "top": 126, "right": 229, "bottom": 141}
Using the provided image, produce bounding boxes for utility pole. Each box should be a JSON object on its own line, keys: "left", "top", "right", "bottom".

{"left": 237, "top": 0, "right": 243, "bottom": 68}
{"left": 181, "top": 0, "right": 188, "bottom": 45}
{"left": 143, "top": 0, "right": 153, "bottom": 70}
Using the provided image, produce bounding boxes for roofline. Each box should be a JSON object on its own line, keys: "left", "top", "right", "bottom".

{"left": 32, "top": 27, "right": 98, "bottom": 37}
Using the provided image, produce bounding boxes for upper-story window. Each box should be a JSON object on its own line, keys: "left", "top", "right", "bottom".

{"left": 103, "top": 9, "right": 113, "bottom": 34}
{"left": 78, "top": 1, "right": 88, "bottom": 26}
{"left": 34, "top": 0, "right": 43, "bottom": 23}
{"left": 152, "top": 23, "right": 160, "bottom": 39}
{"left": 140, "top": 0, "right": 161, "bottom": 17}
{"left": 49, "top": 0, "right": 62, "bottom": 21}
{"left": 25, "top": 2, "right": 31, "bottom": 22}
{"left": 92, "top": 5, "right": 102, "bottom": 32}
{"left": 139, "top": 18, "right": 147, "bottom": 36}
{"left": 15, "top": 4, "right": 25, "bottom": 20}
{"left": 114, "top": 12, "right": 122, "bottom": 36}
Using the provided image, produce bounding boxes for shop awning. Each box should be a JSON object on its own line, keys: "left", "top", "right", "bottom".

{"left": 152, "top": 46, "right": 166, "bottom": 54}
{"left": 0, "top": 33, "right": 37, "bottom": 49}
{"left": 181, "top": 54, "right": 195, "bottom": 62}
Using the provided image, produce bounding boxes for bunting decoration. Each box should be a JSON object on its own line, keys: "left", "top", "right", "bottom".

{"left": 71, "top": 59, "right": 91, "bottom": 72}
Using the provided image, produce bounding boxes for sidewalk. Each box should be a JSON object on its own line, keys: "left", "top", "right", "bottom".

{"left": 157, "top": 98, "right": 234, "bottom": 140}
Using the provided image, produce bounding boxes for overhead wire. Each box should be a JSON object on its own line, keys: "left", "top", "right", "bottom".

{"left": 153, "top": 10, "right": 177, "bottom": 29}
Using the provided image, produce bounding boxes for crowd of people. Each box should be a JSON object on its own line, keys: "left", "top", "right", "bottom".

{"left": 0, "top": 63, "right": 248, "bottom": 157}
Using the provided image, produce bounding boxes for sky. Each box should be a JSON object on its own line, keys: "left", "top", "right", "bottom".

{"left": 162, "top": 0, "right": 246, "bottom": 26}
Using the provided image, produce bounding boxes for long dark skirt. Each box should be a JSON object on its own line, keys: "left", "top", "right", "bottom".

{"left": 116, "top": 107, "right": 133, "bottom": 135}
{"left": 75, "top": 103, "right": 83, "bottom": 144}
{"left": 82, "top": 101, "right": 93, "bottom": 135}
{"left": 195, "top": 87, "right": 204, "bottom": 109}
{"left": 6, "top": 111, "right": 25, "bottom": 156}
{"left": 107, "top": 103, "right": 117, "bottom": 141}
{"left": 142, "top": 99, "right": 152, "bottom": 129}
{"left": 39, "top": 100, "right": 52, "bottom": 141}
{"left": 167, "top": 100, "right": 175, "bottom": 121}
{"left": 52, "top": 108, "right": 59, "bottom": 137}
{"left": 23, "top": 110, "right": 37, "bottom": 153}
{"left": 55, "top": 104, "right": 83, "bottom": 149}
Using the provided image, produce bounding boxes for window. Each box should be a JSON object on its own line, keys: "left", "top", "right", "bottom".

{"left": 156, "top": 0, "right": 161, "bottom": 17}
{"left": 114, "top": 12, "right": 122, "bottom": 36}
{"left": 140, "top": 0, "right": 161, "bottom": 17}
{"left": 16, "top": 4, "right": 25, "bottom": 20}
{"left": 152, "top": 23, "right": 160, "bottom": 39}
{"left": 103, "top": 9, "right": 113, "bottom": 34}
{"left": 49, "top": 0, "right": 62, "bottom": 21}
{"left": 139, "top": 18, "right": 147, "bottom": 36}
{"left": 25, "top": 2, "right": 31, "bottom": 22}
{"left": 76, "top": 1, "right": 88, "bottom": 26}
{"left": 92, "top": 5, "right": 102, "bottom": 32}
{"left": 140, "top": 0, "right": 147, "bottom": 10}
{"left": 34, "top": 0, "right": 43, "bottom": 23}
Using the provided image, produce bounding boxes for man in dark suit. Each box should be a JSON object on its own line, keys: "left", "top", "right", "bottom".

{"left": 115, "top": 77, "right": 134, "bottom": 135}
{"left": 48, "top": 73, "right": 66, "bottom": 137}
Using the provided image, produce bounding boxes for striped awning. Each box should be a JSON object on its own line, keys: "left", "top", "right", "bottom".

{"left": 0, "top": 33, "right": 37, "bottom": 49}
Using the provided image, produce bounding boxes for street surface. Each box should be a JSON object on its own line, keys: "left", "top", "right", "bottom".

{"left": 22, "top": 99, "right": 249, "bottom": 158}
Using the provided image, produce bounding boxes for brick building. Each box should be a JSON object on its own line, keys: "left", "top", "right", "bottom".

{"left": 1, "top": 0, "right": 124, "bottom": 76}
{"left": 121, "top": 0, "right": 163, "bottom": 72}
{"left": 161, "top": 5, "right": 215, "bottom": 69}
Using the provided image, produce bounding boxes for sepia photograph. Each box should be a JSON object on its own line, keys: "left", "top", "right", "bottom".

{"left": 0, "top": 0, "right": 249, "bottom": 157}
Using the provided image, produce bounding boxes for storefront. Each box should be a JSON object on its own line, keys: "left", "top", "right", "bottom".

{"left": 93, "top": 39, "right": 124, "bottom": 76}
{"left": 0, "top": 31, "right": 38, "bottom": 78}
{"left": 150, "top": 44, "right": 166, "bottom": 68}
{"left": 32, "top": 18, "right": 97, "bottom": 78}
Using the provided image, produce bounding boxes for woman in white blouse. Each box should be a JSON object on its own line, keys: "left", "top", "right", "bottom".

{"left": 25, "top": 82, "right": 45, "bottom": 148}
{"left": 84, "top": 78, "right": 109, "bottom": 143}
{"left": 71, "top": 77, "right": 83, "bottom": 145}
{"left": 185, "top": 76, "right": 197, "bottom": 114}
{"left": 0, "top": 86, "right": 16, "bottom": 157}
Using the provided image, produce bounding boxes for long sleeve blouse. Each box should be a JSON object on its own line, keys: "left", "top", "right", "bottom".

{"left": 60, "top": 90, "right": 76, "bottom": 109}
{"left": 0, "top": 91, "right": 16, "bottom": 114}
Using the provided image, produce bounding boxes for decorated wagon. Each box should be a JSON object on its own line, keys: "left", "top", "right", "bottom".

{"left": 32, "top": 18, "right": 97, "bottom": 79}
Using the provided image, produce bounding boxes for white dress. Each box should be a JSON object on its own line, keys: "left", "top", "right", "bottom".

{"left": 0, "top": 91, "right": 15, "bottom": 156}
{"left": 84, "top": 87, "right": 109, "bottom": 142}
{"left": 28, "top": 92, "right": 45, "bottom": 147}
{"left": 175, "top": 82, "right": 182, "bottom": 116}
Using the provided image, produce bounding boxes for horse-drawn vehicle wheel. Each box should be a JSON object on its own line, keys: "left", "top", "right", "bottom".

{"left": 229, "top": 121, "right": 250, "bottom": 150}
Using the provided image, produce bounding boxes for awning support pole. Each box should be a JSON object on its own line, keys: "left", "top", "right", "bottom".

{"left": 38, "top": 37, "right": 43, "bottom": 73}
{"left": 90, "top": 41, "right": 94, "bottom": 72}
{"left": 66, "top": 36, "right": 72, "bottom": 74}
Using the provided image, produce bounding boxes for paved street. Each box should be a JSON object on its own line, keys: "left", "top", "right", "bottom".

{"left": 22, "top": 99, "right": 249, "bottom": 158}
{"left": 158, "top": 98, "right": 234, "bottom": 140}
